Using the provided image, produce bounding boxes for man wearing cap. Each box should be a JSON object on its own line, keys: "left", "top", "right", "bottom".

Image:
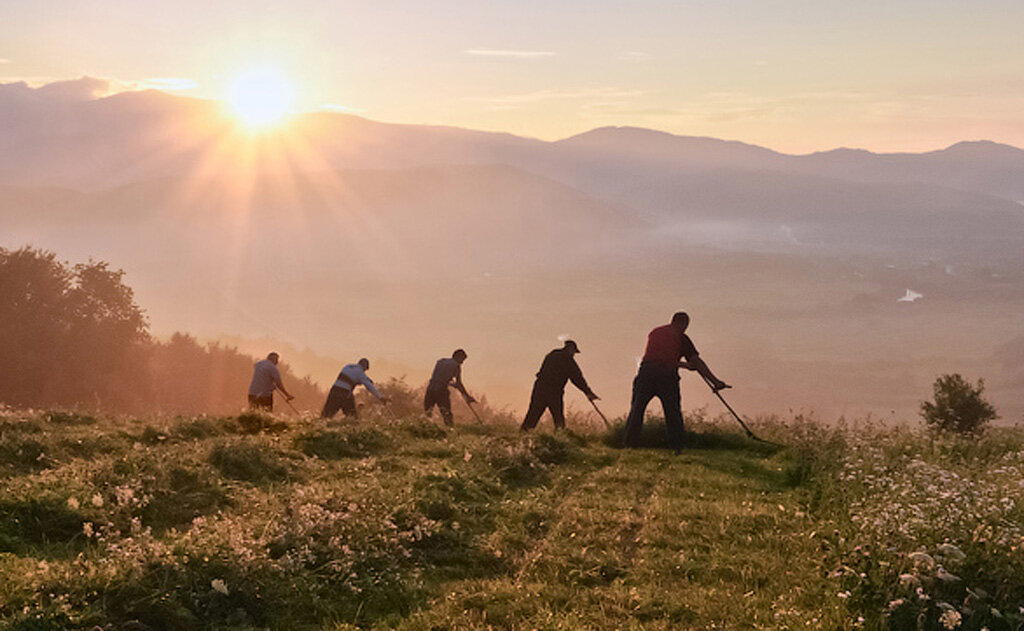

{"left": 247, "top": 352, "right": 295, "bottom": 412}
{"left": 521, "top": 340, "right": 599, "bottom": 431}
{"left": 321, "top": 358, "right": 389, "bottom": 419}
{"left": 623, "top": 312, "right": 729, "bottom": 449}
{"left": 424, "top": 349, "right": 475, "bottom": 426}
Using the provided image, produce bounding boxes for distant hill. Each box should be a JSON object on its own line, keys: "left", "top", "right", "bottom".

{"left": 4, "top": 78, "right": 1024, "bottom": 202}
{"left": 3, "top": 79, "right": 1024, "bottom": 421}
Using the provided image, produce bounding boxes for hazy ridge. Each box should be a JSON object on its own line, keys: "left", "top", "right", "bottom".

{"left": 2, "top": 78, "right": 1023, "bottom": 420}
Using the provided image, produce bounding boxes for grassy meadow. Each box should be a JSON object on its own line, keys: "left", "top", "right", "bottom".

{"left": 1, "top": 387, "right": 1022, "bottom": 630}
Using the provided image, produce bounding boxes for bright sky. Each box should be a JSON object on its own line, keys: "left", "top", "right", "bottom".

{"left": 3, "top": 0, "right": 1024, "bottom": 152}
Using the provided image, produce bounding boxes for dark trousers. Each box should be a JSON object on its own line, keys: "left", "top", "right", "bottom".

{"left": 248, "top": 394, "right": 273, "bottom": 412}
{"left": 623, "top": 363, "right": 685, "bottom": 448}
{"left": 424, "top": 383, "right": 453, "bottom": 426}
{"left": 520, "top": 382, "right": 565, "bottom": 430}
{"left": 321, "top": 386, "right": 357, "bottom": 419}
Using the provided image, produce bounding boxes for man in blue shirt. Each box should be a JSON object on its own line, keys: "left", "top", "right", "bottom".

{"left": 321, "top": 358, "right": 389, "bottom": 419}
{"left": 248, "top": 352, "right": 295, "bottom": 411}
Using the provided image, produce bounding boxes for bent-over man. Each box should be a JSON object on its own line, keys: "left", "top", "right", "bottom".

{"left": 321, "top": 358, "right": 388, "bottom": 419}
{"left": 424, "top": 349, "right": 474, "bottom": 426}
{"left": 623, "top": 312, "right": 729, "bottom": 449}
{"left": 521, "top": 340, "right": 599, "bottom": 431}
{"left": 248, "top": 352, "right": 294, "bottom": 411}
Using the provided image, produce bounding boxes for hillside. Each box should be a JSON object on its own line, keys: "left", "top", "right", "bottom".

{"left": 1, "top": 405, "right": 1022, "bottom": 630}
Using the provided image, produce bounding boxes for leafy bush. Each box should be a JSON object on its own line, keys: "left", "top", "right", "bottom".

{"left": 0, "top": 248, "right": 326, "bottom": 416}
{"left": 921, "top": 373, "right": 998, "bottom": 435}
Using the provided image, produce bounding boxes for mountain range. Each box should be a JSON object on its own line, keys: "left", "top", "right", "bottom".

{"left": 2, "top": 77, "right": 1023, "bottom": 421}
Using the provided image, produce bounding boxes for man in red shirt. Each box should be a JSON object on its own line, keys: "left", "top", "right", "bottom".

{"left": 623, "top": 312, "right": 729, "bottom": 448}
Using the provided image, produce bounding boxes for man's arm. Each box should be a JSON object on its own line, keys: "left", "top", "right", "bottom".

{"left": 451, "top": 367, "right": 475, "bottom": 403}
{"left": 569, "top": 359, "right": 599, "bottom": 400}
{"left": 272, "top": 367, "right": 295, "bottom": 400}
{"left": 358, "top": 372, "right": 387, "bottom": 402}
{"left": 680, "top": 356, "right": 729, "bottom": 391}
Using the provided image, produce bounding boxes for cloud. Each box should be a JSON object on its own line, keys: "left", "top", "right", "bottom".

{"left": 580, "top": 102, "right": 678, "bottom": 116}
{"left": 617, "top": 51, "right": 650, "bottom": 62}
{"left": 137, "top": 77, "right": 199, "bottom": 91}
{"left": 0, "top": 58, "right": 11, "bottom": 64}
{"left": 0, "top": 76, "right": 204, "bottom": 103}
{"left": 34, "top": 76, "right": 113, "bottom": 100}
{"left": 464, "top": 49, "right": 555, "bottom": 59}
{"left": 468, "top": 87, "right": 645, "bottom": 106}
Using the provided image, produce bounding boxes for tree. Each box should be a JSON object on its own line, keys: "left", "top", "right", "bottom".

{"left": 0, "top": 246, "right": 149, "bottom": 409}
{"left": 1, "top": 246, "right": 324, "bottom": 414}
{"left": 920, "top": 373, "right": 998, "bottom": 435}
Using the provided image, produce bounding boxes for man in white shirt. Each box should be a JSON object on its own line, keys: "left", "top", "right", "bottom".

{"left": 321, "top": 358, "right": 388, "bottom": 419}
{"left": 247, "top": 352, "right": 295, "bottom": 411}
{"left": 424, "top": 348, "right": 475, "bottom": 426}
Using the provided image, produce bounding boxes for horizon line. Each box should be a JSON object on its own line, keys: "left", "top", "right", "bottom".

{"left": 3, "top": 76, "right": 1022, "bottom": 157}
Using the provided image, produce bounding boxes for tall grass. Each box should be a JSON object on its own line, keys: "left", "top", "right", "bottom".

{"left": 0, "top": 401, "right": 1021, "bottom": 630}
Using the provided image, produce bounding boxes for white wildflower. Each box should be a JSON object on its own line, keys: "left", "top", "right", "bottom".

{"left": 66, "top": 497, "right": 80, "bottom": 510}
{"left": 90, "top": 493, "right": 104, "bottom": 507}
{"left": 937, "top": 605, "right": 961, "bottom": 629}
{"left": 83, "top": 522, "right": 94, "bottom": 538}
{"left": 114, "top": 486, "right": 136, "bottom": 505}
{"left": 211, "top": 579, "right": 229, "bottom": 596}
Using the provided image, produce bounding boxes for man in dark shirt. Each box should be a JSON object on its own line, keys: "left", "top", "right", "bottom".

{"left": 521, "top": 340, "right": 599, "bottom": 431}
{"left": 424, "top": 348, "right": 475, "bottom": 426}
{"left": 623, "top": 312, "right": 729, "bottom": 448}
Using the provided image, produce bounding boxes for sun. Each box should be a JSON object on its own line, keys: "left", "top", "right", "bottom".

{"left": 227, "top": 68, "right": 294, "bottom": 128}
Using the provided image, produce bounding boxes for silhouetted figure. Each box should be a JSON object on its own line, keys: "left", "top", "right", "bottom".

{"left": 521, "top": 340, "right": 599, "bottom": 431}
{"left": 623, "top": 312, "right": 729, "bottom": 448}
{"left": 247, "top": 352, "right": 294, "bottom": 411}
{"left": 424, "top": 349, "right": 475, "bottom": 426}
{"left": 321, "top": 358, "right": 388, "bottom": 419}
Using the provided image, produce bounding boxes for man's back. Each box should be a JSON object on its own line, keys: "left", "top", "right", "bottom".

{"left": 335, "top": 363, "right": 383, "bottom": 399}
{"left": 429, "top": 357, "right": 460, "bottom": 385}
{"left": 249, "top": 359, "right": 281, "bottom": 397}
{"left": 642, "top": 324, "right": 698, "bottom": 369}
{"left": 536, "top": 347, "right": 582, "bottom": 388}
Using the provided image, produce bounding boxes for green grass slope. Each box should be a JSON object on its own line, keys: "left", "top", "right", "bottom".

{"left": 1, "top": 405, "right": 1021, "bottom": 630}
